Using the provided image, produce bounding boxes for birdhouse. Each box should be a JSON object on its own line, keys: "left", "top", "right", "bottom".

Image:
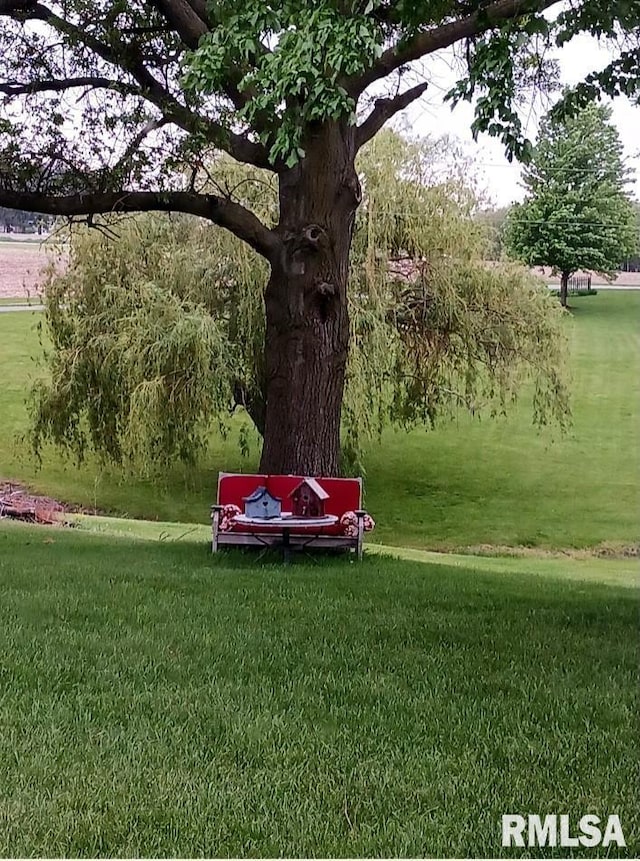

{"left": 289, "top": 478, "right": 329, "bottom": 518}
{"left": 243, "top": 486, "right": 282, "bottom": 519}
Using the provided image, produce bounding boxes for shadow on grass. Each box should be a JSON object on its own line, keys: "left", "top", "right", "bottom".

{"left": 1, "top": 524, "right": 638, "bottom": 857}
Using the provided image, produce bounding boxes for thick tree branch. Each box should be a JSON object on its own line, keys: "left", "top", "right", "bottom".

{"left": 0, "top": 188, "right": 282, "bottom": 260}
{"left": 185, "top": 0, "right": 211, "bottom": 26}
{"left": 149, "top": 0, "right": 207, "bottom": 48}
{"left": 148, "top": 0, "right": 268, "bottom": 115}
{"left": 0, "top": 76, "right": 140, "bottom": 97}
{"left": 148, "top": 0, "right": 250, "bottom": 111}
{"left": 356, "top": 81, "right": 429, "bottom": 148}
{"left": 348, "top": 0, "right": 562, "bottom": 96}
{"left": 0, "top": 0, "right": 272, "bottom": 168}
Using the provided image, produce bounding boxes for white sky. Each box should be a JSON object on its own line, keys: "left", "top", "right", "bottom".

{"left": 403, "top": 34, "right": 640, "bottom": 208}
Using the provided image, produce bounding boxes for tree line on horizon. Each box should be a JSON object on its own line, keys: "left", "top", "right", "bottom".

{"left": 0, "top": 206, "right": 53, "bottom": 233}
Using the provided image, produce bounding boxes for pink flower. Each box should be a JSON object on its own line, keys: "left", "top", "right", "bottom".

{"left": 340, "top": 511, "right": 358, "bottom": 528}
{"left": 218, "top": 504, "right": 241, "bottom": 532}
{"left": 340, "top": 510, "right": 375, "bottom": 534}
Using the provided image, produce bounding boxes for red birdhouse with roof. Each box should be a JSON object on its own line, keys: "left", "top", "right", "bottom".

{"left": 289, "top": 477, "right": 329, "bottom": 518}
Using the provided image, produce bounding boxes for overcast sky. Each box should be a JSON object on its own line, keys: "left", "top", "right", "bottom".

{"left": 402, "top": 34, "right": 639, "bottom": 209}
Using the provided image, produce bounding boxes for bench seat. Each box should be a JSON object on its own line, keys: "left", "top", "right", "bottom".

{"left": 211, "top": 473, "right": 372, "bottom": 559}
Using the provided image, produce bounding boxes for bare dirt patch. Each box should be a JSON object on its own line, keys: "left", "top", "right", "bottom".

{"left": 463, "top": 542, "right": 640, "bottom": 560}
{"left": 0, "top": 242, "right": 66, "bottom": 299}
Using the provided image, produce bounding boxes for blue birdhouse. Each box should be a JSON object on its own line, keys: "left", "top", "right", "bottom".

{"left": 243, "top": 486, "right": 282, "bottom": 519}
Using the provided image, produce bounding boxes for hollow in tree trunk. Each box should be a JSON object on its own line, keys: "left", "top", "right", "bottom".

{"left": 258, "top": 121, "right": 361, "bottom": 476}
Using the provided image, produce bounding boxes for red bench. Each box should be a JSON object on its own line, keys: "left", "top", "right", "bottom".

{"left": 211, "top": 473, "right": 374, "bottom": 560}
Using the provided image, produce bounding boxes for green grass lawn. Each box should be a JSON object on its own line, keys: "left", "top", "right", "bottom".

{"left": 0, "top": 523, "right": 638, "bottom": 857}
{"left": 0, "top": 297, "right": 41, "bottom": 306}
{"left": 367, "top": 292, "right": 640, "bottom": 550}
{"left": 1, "top": 291, "right": 638, "bottom": 550}
{"left": 68, "top": 511, "right": 639, "bottom": 588}
{"left": 0, "top": 239, "right": 45, "bottom": 248}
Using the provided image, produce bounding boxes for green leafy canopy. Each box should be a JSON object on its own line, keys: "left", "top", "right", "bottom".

{"left": 180, "top": 1, "right": 640, "bottom": 166}
{"left": 182, "top": 3, "right": 382, "bottom": 166}
{"left": 1, "top": 1, "right": 639, "bottom": 206}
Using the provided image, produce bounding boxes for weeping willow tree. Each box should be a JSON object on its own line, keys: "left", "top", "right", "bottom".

{"left": 31, "top": 132, "right": 570, "bottom": 474}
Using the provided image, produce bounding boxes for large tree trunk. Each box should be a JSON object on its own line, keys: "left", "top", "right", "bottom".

{"left": 560, "top": 270, "right": 570, "bottom": 308}
{"left": 258, "top": 121, "right": 361, "bottom": 475}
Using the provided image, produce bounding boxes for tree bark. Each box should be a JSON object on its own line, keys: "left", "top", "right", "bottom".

{"left": 560, "top": 270, "right": 570, "bottom": 308}
{"left": 258, "top": 121, "right": 361, "bottom": 475}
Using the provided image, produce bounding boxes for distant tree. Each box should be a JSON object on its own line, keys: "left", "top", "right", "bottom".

{"left": 620, "top": 201, "right": 640, "bottom": 272}
{"left": 505, "top": 103, "right": 637, "bottom": 306}
{"left": 0, "top": 206, "right": 52, "bottom": 233}
{"left": 475, "top": 206, "right": 511, "bottom": 259}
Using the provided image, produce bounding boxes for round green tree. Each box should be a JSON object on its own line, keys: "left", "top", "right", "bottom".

{"left": 505, "top": 103, "right": 637, "bottom": 306}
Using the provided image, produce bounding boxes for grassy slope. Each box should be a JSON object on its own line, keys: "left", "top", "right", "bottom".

{"left": 367, "top": 292, "right": 640, "bottom": 548}
{"left": 0, "top": 523, "right": 638, "bottom": 857}
{"left": 68, "top": 512, "right": 638, "bottom": 588}
{"left": 0, "top": 292, "right": 638, "bottom": 549}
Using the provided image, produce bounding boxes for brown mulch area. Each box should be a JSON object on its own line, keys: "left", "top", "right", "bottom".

{"left": 0, "top": 481, "right": 69, "bottom": 525}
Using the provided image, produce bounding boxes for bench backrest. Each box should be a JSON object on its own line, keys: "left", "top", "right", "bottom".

{"left": 217, "top": 473, "right": 362, "bottom": 516}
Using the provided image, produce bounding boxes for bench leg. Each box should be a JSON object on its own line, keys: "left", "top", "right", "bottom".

{"left": 356, "top": 512, "right": 365, "bottom": 561}
{"left": 282, "top": 527, "right": 291, "bottom": 564}
{"left": 211, "top": 506, "right": 221, "bottom": 553}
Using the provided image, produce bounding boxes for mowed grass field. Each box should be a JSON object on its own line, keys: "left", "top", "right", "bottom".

{"left": 1, "top": 291, "right": 638, "bottom": 551}
{"left": 0, "top": 523, "right": 638, "bottom": 857}
{"left": 1, "top": 290, "right": 638, "bottom": 856}
{"left": 370, "top": 292, "right": 640, "bottom": 550}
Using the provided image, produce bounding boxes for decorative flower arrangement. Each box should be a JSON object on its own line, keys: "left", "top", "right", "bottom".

{"left": 218, "top": 503, "right": 241, "bottom": 531}
{"left": 339, "top": 511, "right": 375, "bottom": 536}
{"left": 340, "top": 510, "right": 358, "bottom": 536}
{"left": 363, "top": 513, "right": 375, "bottom": 532}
